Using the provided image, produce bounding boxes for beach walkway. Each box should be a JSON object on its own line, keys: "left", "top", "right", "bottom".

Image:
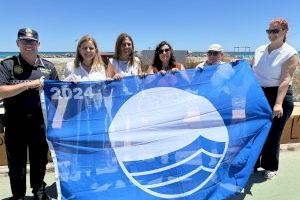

{"left": 0, "top": 143, "right": 300, "bottom": 200}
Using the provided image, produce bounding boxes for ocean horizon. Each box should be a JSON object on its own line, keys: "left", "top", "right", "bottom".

{"left": 1, "top": 51, "right": 299, "bottom": 59}
{"left": 0, "top": 51, "right": 256, "bottom": 59}
{"left": 0, "top": 52, "right": 75, "bottom": 59}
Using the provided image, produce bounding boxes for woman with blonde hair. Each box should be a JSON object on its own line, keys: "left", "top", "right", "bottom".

{"left": 107, "top": 33, "right": 142, "bottom": 79}
{"left": 63, "top": 35, "right": 106, "bottom": 81}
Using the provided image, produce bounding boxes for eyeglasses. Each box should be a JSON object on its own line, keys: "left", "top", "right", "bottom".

{"left": 207, "top": 51, "right": 220, "bottom": 56}
{"left": 158, "top": 48, "right": 170, "bottom": 54}
{"left": 19, "top": 39, "right": 38, "bottom": 45}
{"left": 265, "top": 29, "right": 284, "bottom": 34}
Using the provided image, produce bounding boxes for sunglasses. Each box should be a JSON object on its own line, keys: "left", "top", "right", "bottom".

{"left": 19, "top": 39, "right": 38, "bottom": 45}
{"left": 207, "top": 51, "right": 220, "bottom": 56}
{"left": 158, "top": 48, "right": 170, "bottom": 54}
{"left": 265, "top": 29, "right": 283, "bottom": 34}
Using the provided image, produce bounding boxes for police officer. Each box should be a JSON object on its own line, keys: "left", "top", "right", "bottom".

{"left": 0, "top": 28, "right": 58, "bottom": 200}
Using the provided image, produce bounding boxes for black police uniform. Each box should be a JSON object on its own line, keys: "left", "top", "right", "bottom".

{"left": 0, "top": 54, "right": 58, "bottom": 198}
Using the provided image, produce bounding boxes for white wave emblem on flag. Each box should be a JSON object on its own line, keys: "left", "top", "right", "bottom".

{"left": 109, "top": 87, "right": 229, "bottom": 198}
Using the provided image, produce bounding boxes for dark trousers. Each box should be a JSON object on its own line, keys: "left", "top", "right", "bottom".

{"left": 4, "top": 113, "right": 48, "bottom": 197}
{"left": 256, "top": 86, "right": 294, "bottom": 171}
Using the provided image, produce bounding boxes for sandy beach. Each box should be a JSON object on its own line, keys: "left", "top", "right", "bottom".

{"left": 46, "top": 57, "right": 74, "bottom": 79}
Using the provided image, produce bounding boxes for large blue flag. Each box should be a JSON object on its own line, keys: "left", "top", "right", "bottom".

{"left": 40, "top": 60, "right": 272, "bottom": 200}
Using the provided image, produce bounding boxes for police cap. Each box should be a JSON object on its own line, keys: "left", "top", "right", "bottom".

{"left": 17, "top": 28, "right": 39, "bottom": 41}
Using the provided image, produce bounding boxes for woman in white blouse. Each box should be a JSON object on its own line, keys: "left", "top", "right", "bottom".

{"left": 253, "top": 18, "right": 299, "bottom": 179}
{"left": 63, "top": 35, "right": 106, "bottom": 81}
{"left": 107, "top": 33, "right": 142, "bottom": 80}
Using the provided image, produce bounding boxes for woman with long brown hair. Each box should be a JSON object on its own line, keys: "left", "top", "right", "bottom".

{"left": 107, "top": 33, "right": 142, "bottom": 79}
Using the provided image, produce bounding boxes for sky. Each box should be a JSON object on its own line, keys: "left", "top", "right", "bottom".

{"left": 0, "top": 0, "right": 299, "bottom": 52}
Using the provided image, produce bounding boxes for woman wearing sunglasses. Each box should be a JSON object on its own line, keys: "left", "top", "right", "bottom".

{"left": 253, "top": 18, "right": 299, "bottom": 179}
{"left": 196, "top": 44, "right": 224, "bottom": 68}
{"left": 107, "top": 33, "right": 143, "bottom": 80}
{"left": 147, "top": 41, "right": 185, "bottom": 74}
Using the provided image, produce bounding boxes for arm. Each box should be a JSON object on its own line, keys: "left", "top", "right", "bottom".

{"left": 146, "top": 65, "right": 154, "bottom": 74}
{"left": 249, "top": 57, "right": 254, "bottom": 66}
{"left": 137, "top": 60, "right": 147, "bottom": 78}
{"left": 179, "top": 64, "right": 185, "bottom": 70}
{"left": 171, "top": 64, "right": 185, "bottom": 73}
{"left": 273, "top": 54, "right": 299, "bottom": 118}
{"left": 107, "top": 62, "right": 122, "bottom": 80}
{"left": 137, "top": 60, "right": 143, "bottom": 76}
{"left": 0, "top": 79, "right": 43, "bottom": 99}
{"left": 0, "top": 59, "right": 43, "bottom": 99}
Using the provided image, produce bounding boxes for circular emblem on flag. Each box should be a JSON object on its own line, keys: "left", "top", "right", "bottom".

{"left": 14, "top": 65, "right": 23, "bottom": 74}
{"left": 109, "top": 87, "right": 228, "bottom": 198}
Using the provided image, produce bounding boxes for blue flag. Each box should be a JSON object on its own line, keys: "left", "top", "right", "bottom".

{"left": 40, "top": 60, "right": 272, "bottom": 200}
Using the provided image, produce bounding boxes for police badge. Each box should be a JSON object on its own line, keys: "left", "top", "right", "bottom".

{"left": 14, "top": 65, "right": 24, "bottom": 74}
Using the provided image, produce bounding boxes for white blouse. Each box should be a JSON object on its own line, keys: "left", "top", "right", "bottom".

{"left": 63, "top": 62, "right": 106, "bottom": 81}
{"left": 253, "top": 43, "right": 298, "bottom": 87}
{"left": 109, "top": 57, "right": 140, "bottom": 77}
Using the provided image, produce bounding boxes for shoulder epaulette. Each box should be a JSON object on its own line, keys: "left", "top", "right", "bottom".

{"left": 1, "top": 56, "right": 17, "bottom": 65}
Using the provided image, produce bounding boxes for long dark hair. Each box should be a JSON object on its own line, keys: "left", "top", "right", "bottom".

{"left": 152, "top": 41, "right": 176, "bottom": 71}
{"left": 114, "top": 33, "right": 135, "bottom": 66}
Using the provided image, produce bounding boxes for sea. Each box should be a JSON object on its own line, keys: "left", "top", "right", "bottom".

{"left": 0, "top": 51, "right": 299, "bottom": 59}
{"left": 0, "top": 52, "right": 75, "bottom": 59}
{"left": 0, "top": 51, "right": 256, "bottom": 59}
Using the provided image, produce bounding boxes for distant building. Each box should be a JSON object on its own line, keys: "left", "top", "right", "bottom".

{"left": 100, "top": 52, "right": 114, "bottom": 65}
